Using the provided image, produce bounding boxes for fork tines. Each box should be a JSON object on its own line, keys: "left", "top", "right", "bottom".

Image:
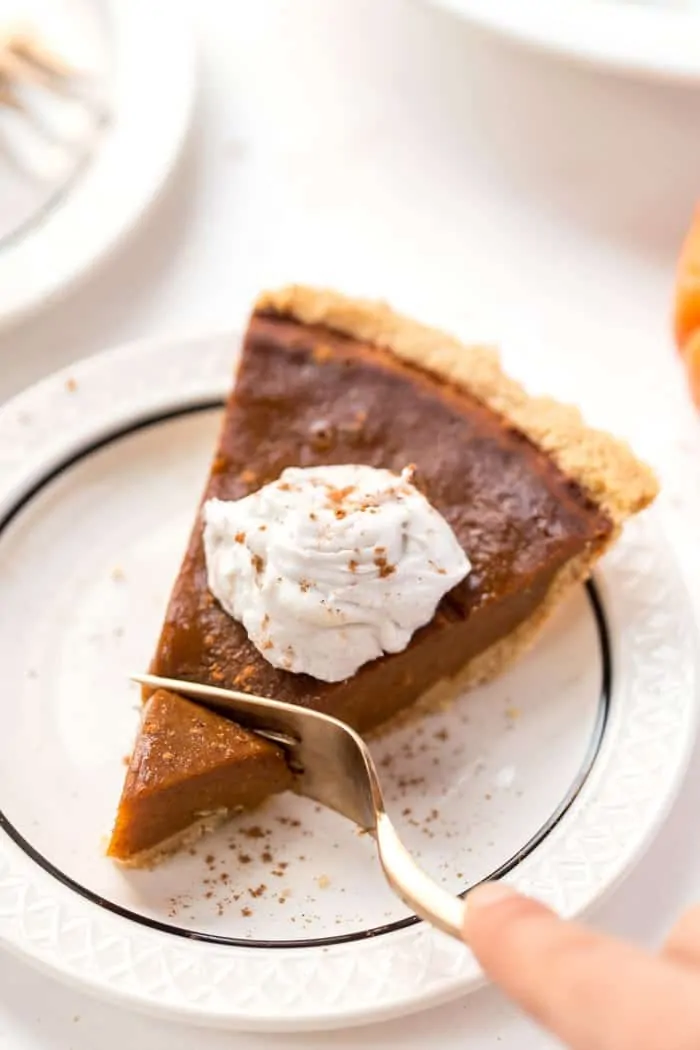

{"left": 0, "top": 32, "right": 76, "bottom": 98}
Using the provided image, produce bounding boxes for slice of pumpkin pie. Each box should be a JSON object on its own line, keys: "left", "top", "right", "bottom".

{"left": 108, "top": 286, "right": 657, "bottom": 866}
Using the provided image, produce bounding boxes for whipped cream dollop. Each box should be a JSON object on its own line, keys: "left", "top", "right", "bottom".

{"left": 203, "top": 464, "right": 470, "bottom": 683}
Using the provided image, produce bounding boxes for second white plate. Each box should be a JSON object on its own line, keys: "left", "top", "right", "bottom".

{"left": 0, "top": 0, "right": 195, "bottom": 329}
{"left": 428, "top": 0, "right": 700, "bottom": 83}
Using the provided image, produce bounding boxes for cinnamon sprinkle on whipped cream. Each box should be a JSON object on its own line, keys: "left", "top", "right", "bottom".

{"left": 203, "top": 464, "right": 470, "bottom": 682}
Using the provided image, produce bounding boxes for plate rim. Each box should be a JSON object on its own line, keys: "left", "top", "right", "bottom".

{"left": 0, "top": 0, "right": 196, "bottom": 330}
{"left": 426, "top": 0, "right": 700, "bottom": 84}
{"left": 0, "top": 331, "right": 697, "bottom": 1032}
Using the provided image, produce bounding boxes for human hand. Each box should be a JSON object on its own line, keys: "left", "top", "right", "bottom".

{"left": 463, "top": 883, "right": 700, "bottom": 1050}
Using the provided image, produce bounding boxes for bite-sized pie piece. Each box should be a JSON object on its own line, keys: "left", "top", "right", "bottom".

{"left": 107, "top": 689, "right": 292, "bottom": 866}
{"left": 109, "top": 286, "right": 657, "bottom": 866}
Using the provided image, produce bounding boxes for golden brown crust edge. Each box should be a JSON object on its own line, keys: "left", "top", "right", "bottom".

{"left": 255, "top": 285, "right": 658, "bottom": 526}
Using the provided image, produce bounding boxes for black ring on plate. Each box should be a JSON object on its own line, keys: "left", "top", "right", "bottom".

{"left": 0, "top": 402, "right": 613, "bottom": 949}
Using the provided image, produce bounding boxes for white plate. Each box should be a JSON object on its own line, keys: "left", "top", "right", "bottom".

{"left": 428, "top": 0, "right": 700, "bottom": 83}
{"left": 0, "top": 0, "right": 195, "bottom": 329}
{"left": 0, "top": 333, "right": 696, "bottom": 1032}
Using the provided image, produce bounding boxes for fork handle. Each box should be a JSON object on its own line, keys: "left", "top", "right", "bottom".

{"left": 374, "top": 811, "right": 467, "bottom": 941}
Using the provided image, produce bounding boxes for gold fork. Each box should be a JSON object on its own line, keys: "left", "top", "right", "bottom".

{"left": 134, "top": 672, "right": 470, "bottom": 941}
{"left": 0, "top": 30, "right": 107, "bottom": 245}
{"left": 0, "top": 32, "right": 73, "bottom": 99}
{"left": 0, "top": 30, "right": 105, "bottom": 127}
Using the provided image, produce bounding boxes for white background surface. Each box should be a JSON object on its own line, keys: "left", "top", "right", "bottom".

{"left": 1, "top": 0, "right": 700, "bottom": 1046}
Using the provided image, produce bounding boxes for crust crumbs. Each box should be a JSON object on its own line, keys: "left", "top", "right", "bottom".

{"left": 255, "top": 286, "right": 658, "bottom": 527}
{"left": 108, "top": 809, "right": 233, "bottom": 870}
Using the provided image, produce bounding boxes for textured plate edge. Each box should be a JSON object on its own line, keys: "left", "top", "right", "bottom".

{"left": 0, "top": 334, "right": 697, "bottom": 1032}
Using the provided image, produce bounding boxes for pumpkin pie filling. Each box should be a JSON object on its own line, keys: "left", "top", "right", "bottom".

{"left": 151, "top": 311, "right": 613, "bottom": 723}
{"left": 108, "top": 287, "right": 657, "bottom": 866}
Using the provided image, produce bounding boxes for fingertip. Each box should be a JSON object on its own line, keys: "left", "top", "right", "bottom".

{"left": 463, "top": 884, "right": 686, "bottom": 1050}
{"left": 466, "top": 880, "right": 518, "bottom": 912}
{"left": 463, "top": 882, "right": 548, "bottom": 951}
{"left": 462, "top": 881, "right": 521, "bottom": 942}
